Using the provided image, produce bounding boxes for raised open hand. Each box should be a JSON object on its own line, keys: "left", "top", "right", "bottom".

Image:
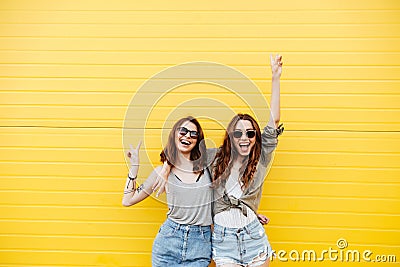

{"left": 270, "top": 54, "right": 283, "bottom": 79}
{"left": 127, "top": 141, "right": 142, "bottom": 166}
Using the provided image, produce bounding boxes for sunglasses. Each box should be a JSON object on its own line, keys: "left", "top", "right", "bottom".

{"left": 232, "top": 130, "right": 256, "bottom": 139}
{"left": 177, "top": 127, "right": 199, "bottom": 139}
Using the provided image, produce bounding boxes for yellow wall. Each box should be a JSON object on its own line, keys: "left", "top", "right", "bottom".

{"left": 1, "top": 0, "right": 399, "bottom": 266}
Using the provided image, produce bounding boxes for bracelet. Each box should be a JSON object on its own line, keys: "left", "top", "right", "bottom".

{"left": 128, "top": 175, "right": 137, "bottom": 181}
{"left": 126, "top": 174, "right": 137, "bottom": 189}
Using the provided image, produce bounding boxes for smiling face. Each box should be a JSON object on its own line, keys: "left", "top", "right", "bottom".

{"left": 175, "top": 120, "right": 198, "bottom": 157}
{"left": 232, "top": 119, "right": 256, "bottom": 158}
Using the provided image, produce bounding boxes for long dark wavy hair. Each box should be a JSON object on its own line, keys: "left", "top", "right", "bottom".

{"left": 160, "top": 116, "right": 206, "bottom": 173}
{"left": 212, "top": 114, "right": 262, "bottom": 189}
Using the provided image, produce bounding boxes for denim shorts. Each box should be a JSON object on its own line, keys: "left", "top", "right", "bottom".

{"left": 212, "top": 218, "right": 273, "bottom": 266}
{"left": 152, "top": 218, "right": 212, "bottom": 267}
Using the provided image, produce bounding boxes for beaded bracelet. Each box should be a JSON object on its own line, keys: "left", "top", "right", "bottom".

{"left": 126, "top": 174, "right": 137, "bottom": 189}
{"left": 128, "top": 175, "right": 137, "bottom": 180}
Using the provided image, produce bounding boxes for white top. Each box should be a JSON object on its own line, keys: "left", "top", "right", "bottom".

{"left": 213, "top": 169, "right": 257, "bottom": 228}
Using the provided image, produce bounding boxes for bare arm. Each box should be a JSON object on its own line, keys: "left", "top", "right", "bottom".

{"left": 122, "top": 141, "right": 160, "bottom": 207}
{"left": 259, "top": 55, "right": 283, "bottom": 164}
{"left": 122, "top": 166, "right": 163, "bottom": 207}
{"left": 151, "top": 161, "right": 171, "bottom": 197}
{"left": 267, "top": 54, "right": 283, "bottom": 128}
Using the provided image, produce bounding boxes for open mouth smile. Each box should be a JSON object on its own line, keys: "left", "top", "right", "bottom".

{"left": 238, "top": 142, "right": 251, "bottom": 153}
{"left": 180, "top": 139, "right": 192, "bottom": 146}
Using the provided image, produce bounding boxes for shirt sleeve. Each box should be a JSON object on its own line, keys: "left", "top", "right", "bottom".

{"left": 259, "top": 124, "right": 284, "bottom": 166}
{"left": 136, "top": 166, "right": 163, "bottom": 195}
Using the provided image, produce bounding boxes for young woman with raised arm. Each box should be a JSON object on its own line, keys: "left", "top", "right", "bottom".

{"left": 210, "top": 54, "right": 283, "bottom": 267}
{"left": 122, "top": 117, "right": 213, "bottom": 266}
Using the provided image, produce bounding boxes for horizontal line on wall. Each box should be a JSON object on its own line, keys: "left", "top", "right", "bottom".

{"left": 1, "top": 36, "right": 400, "bottom": 40}
{"left": 2, "top": 50, "right": 400, "bottom": 53}
{"left": 0, "top": 218, "right": 165, "bottom": 225}
{"left": 1, "top": 105, "right": 400, "bottom": 111}
{"left": 1, "top": 218, "right": 398, "bottom": 232}
{"left": 2, "top": 171, "right": 399, "bottom": 179}
{"left": 0, "top": 265, "right": 85, "bottom": 267}
{"left": 1, "top": 201, "right": 396, "bottom": 208}
{"left": 1, "top": 160, "right": 399, "bottom": 167}
{"left": 2, "top": 36, "right": 400, "bottom": 39}
{"left": 0, "top": 219, "right": 162, "bottom": 226}
{"left": 2, "top": 51, "right": 400, "bottom": 55}
{"left": 1, "top": 8, "right": 400, "bottom": 11}
{"left": 1, "top": 125, "right": 399, "bottom": 133}
{"left": 264, "top": 195, "right": 400, "bottom": 202}
{"left": 1, "top": 132, "right": 396, "bottom": 138}
{"left": 0, "top": 233, "right": 156, "bottom": 240}
{"left": 272, "top": 241, "right": 400, "bottom": 248}
{"left": 0, "top": 248, "right": 153, "bottom": 254}
{"left": 263, "top": 209, "right": 400, "bottom": 216}
{"left": 2, "top": 22, "right": 400, "bottom": 25}
{"left": 2, "top": 78, "right": 400, "bottom": 82}
{"left": 2, "top": 176, "right": 400, "bottom": 186}
{"left": 0, "top": 175, "right": 120, "bottom": 179}
{"left": 1, "top": 104, "right": 400, "bottom": 111}
{"left": 266, "top": 180, "right": 400, "bottom": 186}
{"left": 0, "top": 227, "right": 396, "bottom": 241}
{"left": 0, "top": 245, "right": 392, "bottom": 256}
{"left": 1, "top": 185, "right": 399, "bottom": 193}
{"left": 273, "top": 165, "right": 400, "bottom": 170}
{"left": 0, "top": 75, "right": 400, "bottom": 81}
{"left": 3, "top": 63, "right": 400, "bottom": 67}
{"left": 268, "top": 178, "right": 400, "bottom": 184}
{"left": 0, "top": 234, "right": 398, "bottom": 249}
{"left": 268, "top": 225, "right": 400, "bottom": 232}
{"left": 1, "top": 49, "right": 400, "bottom": 53}
{"left": 1, "top": 147, "right": 399, "bottom": 156}
{"left": 0, "top": 265, "right": 92, "bottom": 267}
{"left": 2, "top": 91, "right": 400, "bottom": 97}
{"left": 1, "top": 147, "right": 399, "bottom": 155}
{"left": 1, "top": 9, "right": 399, "bottom": 12}
{"left": 0, "top": 218, "right": 394, "bottom": 228}
{"left": 1, "top": 190, "right": 399, "bottom": 201}
{"left": 2, "top": 76, "right": 400, "bottom": 81}
{"left": 0, "top": 204, "right": 165, "bottom": 211}
{"left": 0, "top": 62, "right": 338, "bottom": 66}
{"left": 2, "top": 187, "right": 399, "bottom": 195}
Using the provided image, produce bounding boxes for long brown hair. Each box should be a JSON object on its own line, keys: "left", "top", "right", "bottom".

{"left": 212, "top": 114, "right": 261, "bottom": 189}
{"left": 160, "top": 116, "right": 206, "bottom": 173}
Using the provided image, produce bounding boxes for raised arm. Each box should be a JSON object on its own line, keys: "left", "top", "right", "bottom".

{"left": 259, "top": 54, "right": 283, "bottom": 165}
{"left": 122, "top": 141, "right": 157, "bottom": 207}
{"left": 267, "top": 54, "right": 283, "bottom": 128}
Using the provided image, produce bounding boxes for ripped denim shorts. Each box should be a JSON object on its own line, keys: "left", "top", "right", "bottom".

{"left": 152, "top": 218, "right": 212, "bottom": 267}
{"left": 212, "top": 218, "right": 273, "bottom": 266}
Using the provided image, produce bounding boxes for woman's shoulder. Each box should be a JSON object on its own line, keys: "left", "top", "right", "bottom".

{"left": 153, "top": 165, "right": 163, "bottom": 172}
{"left": 146, "top": 165, "right": 164, "bottom": 178}
{"left": 206, "top": 148, "right": 218, "bottom": 162}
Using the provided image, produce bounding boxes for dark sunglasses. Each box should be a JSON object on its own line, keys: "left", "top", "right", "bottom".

{"left": 177, "top": 127, "right": 199, "bottom": 139}
{"left": 232, "top": 130, "right": 256, "bottom": 139}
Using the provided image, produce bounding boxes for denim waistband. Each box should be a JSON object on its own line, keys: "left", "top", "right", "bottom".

{"left": 165, "top": 217, "right": 211, "bottom": 231}
{"left": 214, "top": 218, "right": 261, "bottom": 234}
